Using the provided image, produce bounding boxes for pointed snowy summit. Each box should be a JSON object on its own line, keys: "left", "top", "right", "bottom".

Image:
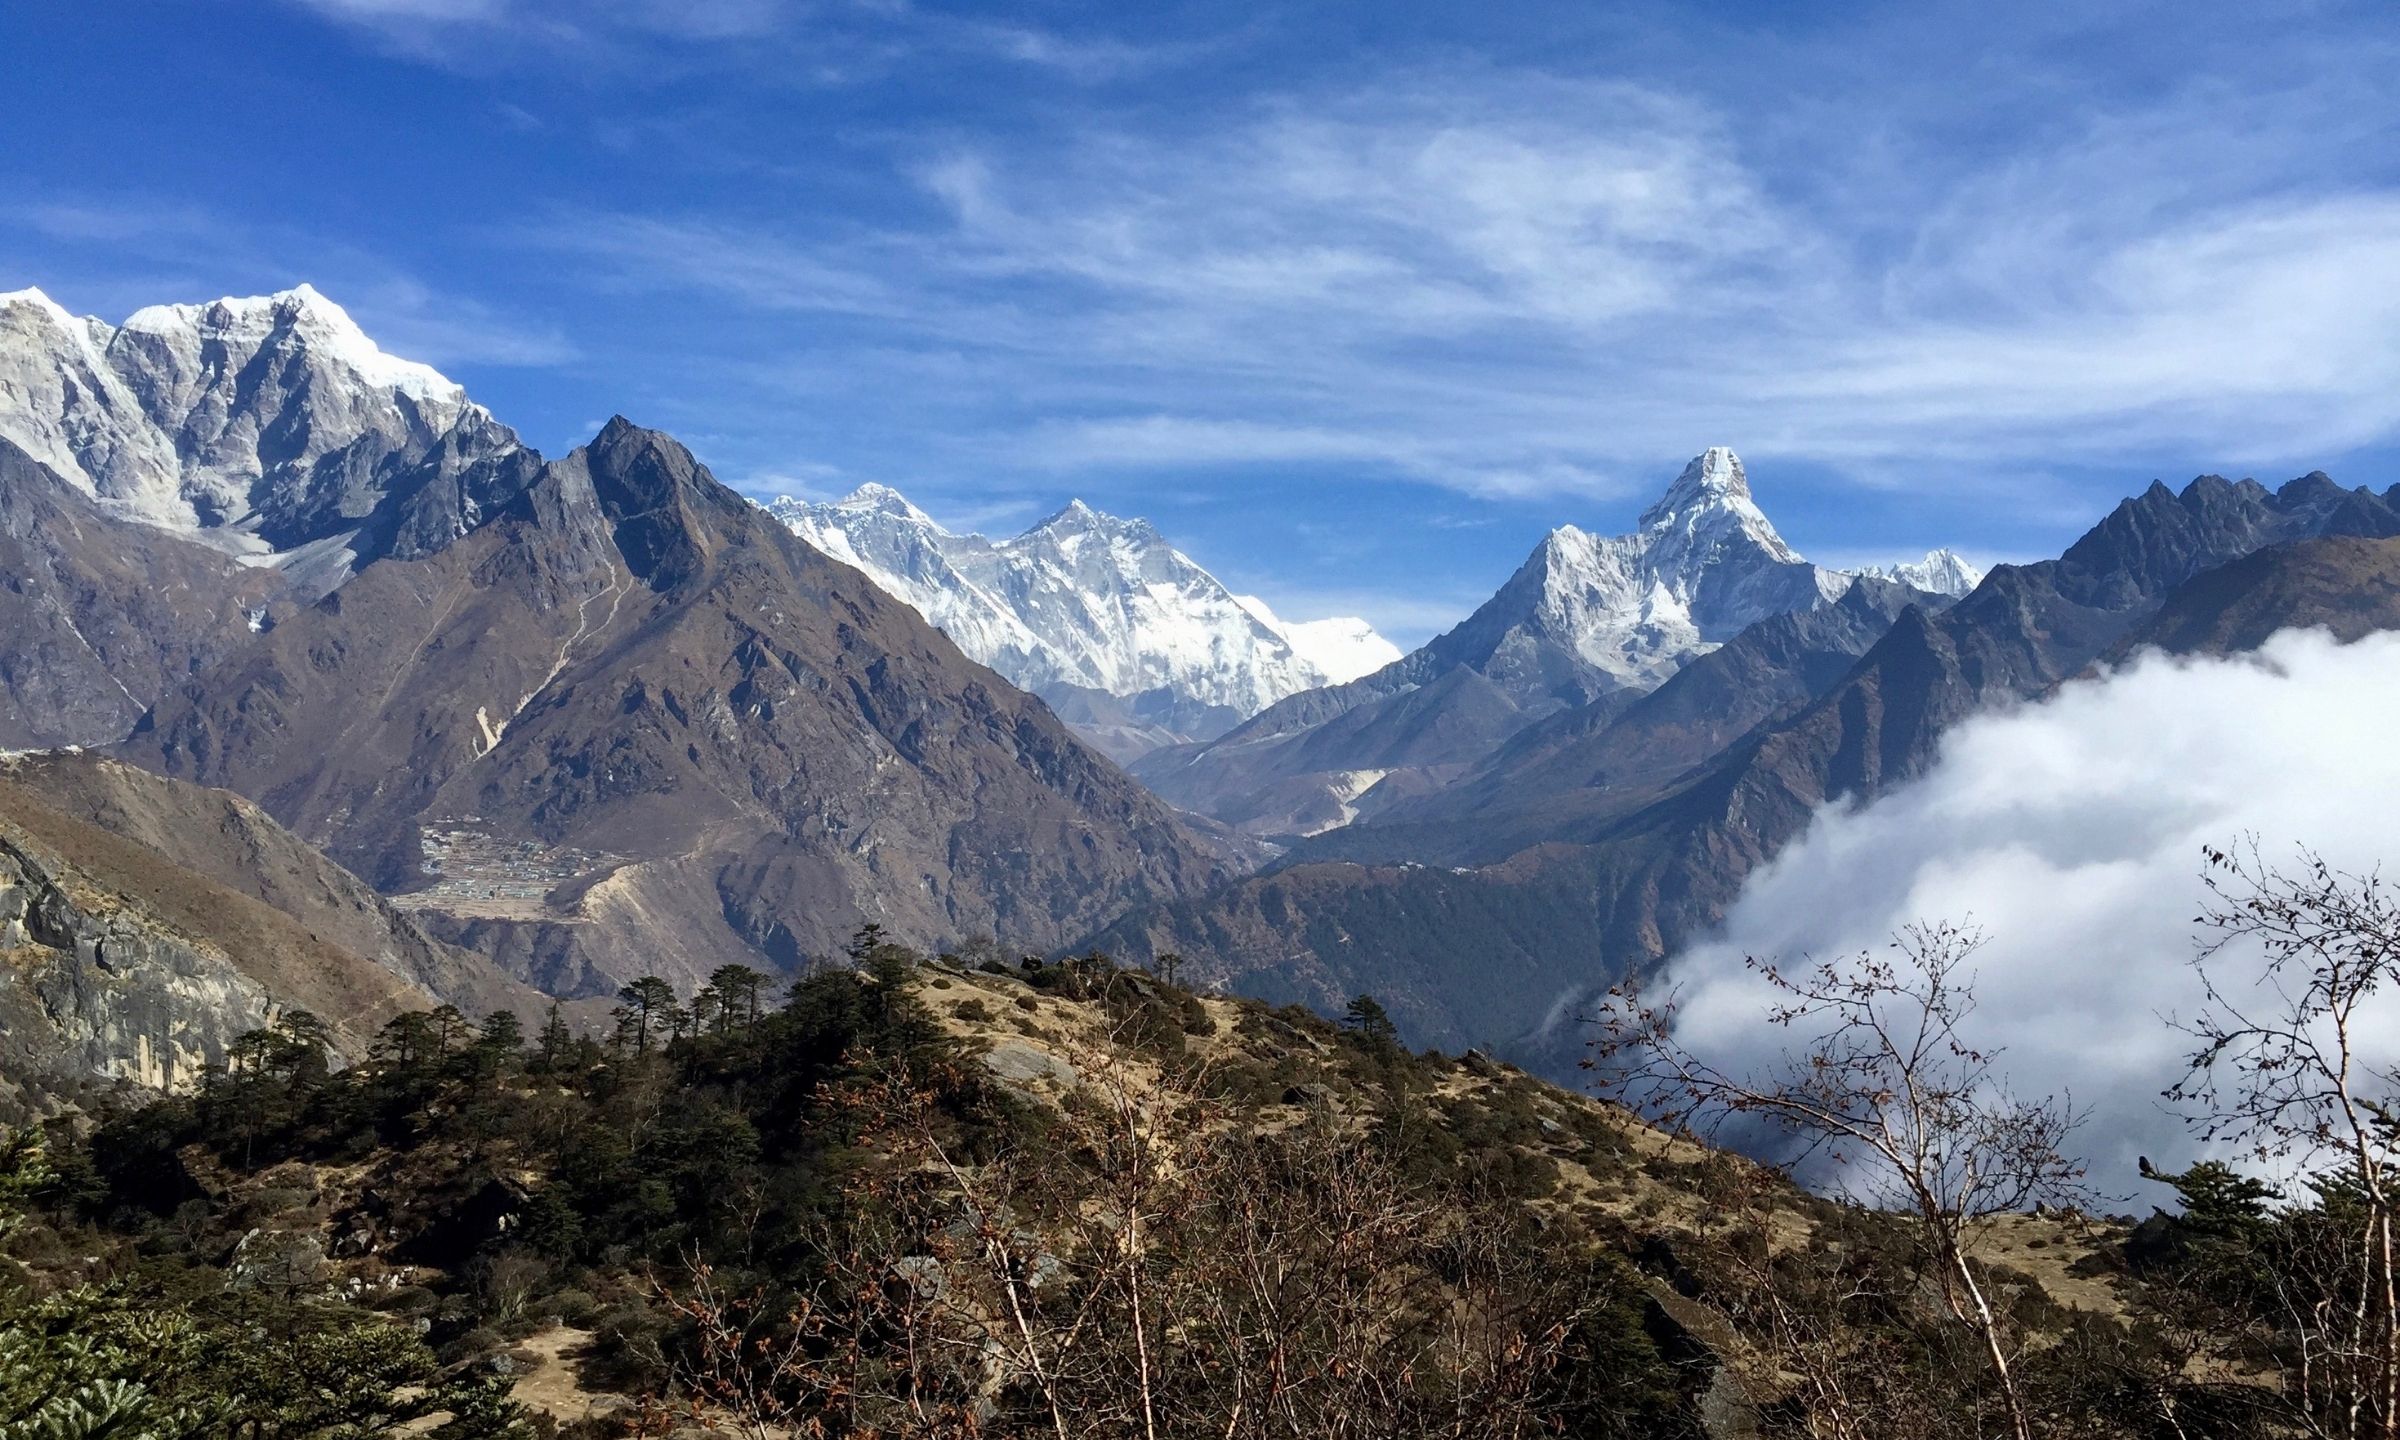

{"left": 1640, "top": 445, "right": 1750, "bottom": 521}
{"left": 818, "top": 481, "right": 940, "bottom": 526}
{"left": 1453, "top": 448, "right": 1840, "bottom": 692}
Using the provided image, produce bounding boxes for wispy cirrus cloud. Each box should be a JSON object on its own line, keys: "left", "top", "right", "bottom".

{"left": 29, "top": 1, "right": 2396, "bottom": 643}
{"left": 282, "top": 0, "right": 1207, "bottom": 81}
{"left": 516, "top": 57, "right": 2400, "bottom": 506}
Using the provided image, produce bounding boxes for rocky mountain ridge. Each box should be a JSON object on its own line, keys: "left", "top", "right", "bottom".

{"left": 0, "top": 436, "right": 287, "bottom": 748}
{"left": 0, "top": 284, "right": 1226, "bottom": 1000}
{"left": 0, "top": 284, "right": 519, "bottom": 594}
{"left": 124, "top": 418, "right": 1226, "bottom": 998}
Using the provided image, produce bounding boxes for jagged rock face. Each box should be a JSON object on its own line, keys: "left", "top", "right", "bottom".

{"left": 1131, "top": 447, "right": 1922, "bottom": 840}
{"left": 126, "top": 420, "right": 1226, "bottom": 998}
{"left": 772, "top": 486, "right": 1398, "bottom": 754}
{"left": 0, "top": 761, "right": 477, "bottom": 1116}
{"left": 0, "top": 827, "right": 276, "bottom": 1111}
{"left": 1090, "top": 470, "right": 2400, "bottom": 1059}
{"left": 0, "top": 285, "right": 517, "bottom": 585}
{"left": 0, "top": 752, "right": 545, "bottom": 1024}
{"left": 0, "top": 438, "right": 286, "bottom": 748}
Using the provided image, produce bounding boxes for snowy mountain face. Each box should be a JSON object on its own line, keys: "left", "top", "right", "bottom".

{"left": 1449, "top": 447, "right": 1846, "bottom": 695}
{"left": 1853, "top": 548, "right": 1984, "bottom": 597}
{"left": 1446, "top": 448, "right": 1988, "bottom": 696}
{"left": 0, "top": 285, "right": 515, "bottom": 581}
{"left": 770, "top": 487, "right": 1398, "bottom": 751}
{"left": 1232, "top": 596, "right": 1400, "bottom": 684}
{"left": 1129, "top": 447, "right": 1976, "bottom": 840}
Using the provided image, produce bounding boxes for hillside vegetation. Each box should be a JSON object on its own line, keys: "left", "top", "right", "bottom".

{"left": 6, "top": 925, "right": 2376, "bottom": 1438}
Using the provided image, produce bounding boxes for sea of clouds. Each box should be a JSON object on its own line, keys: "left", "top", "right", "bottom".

{"left": 1658, "top": 626, "right": 2400, "bottom": 1206}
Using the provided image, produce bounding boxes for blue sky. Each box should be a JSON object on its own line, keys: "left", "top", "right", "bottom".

{"left": 4, "top": 1, "right": 2396, "bottom": 646}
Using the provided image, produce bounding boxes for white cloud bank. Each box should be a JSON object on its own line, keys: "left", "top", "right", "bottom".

{"left": 1658, "top": 628, "right": 2400, "bottom": 1198}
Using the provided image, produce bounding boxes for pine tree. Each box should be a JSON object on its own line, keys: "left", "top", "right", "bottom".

{"left": 428, "top": 1005, "right": 470, "bottom": 1059}
{"left": 707, "top": 963, "right": 769, "bottom": 1031}
{"left": 1344, "top": 994, "right": 1400, "bottom": 1050}
{"left": 536, "top": 1002, "right": 571, "bottom": 1072}
{"left": 470, "top": 1012, "right": 525, "bottom": 1078}
{"left": 373, "top": 1011, "right": 438, "bottom": 1076}
{"left": 615, "top": 977, "right": 678, "bottom": 1055}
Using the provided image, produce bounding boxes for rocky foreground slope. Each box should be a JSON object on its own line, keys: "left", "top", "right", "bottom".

{"left": 10, "top": 941, "right": 2285, "bottom": 1438}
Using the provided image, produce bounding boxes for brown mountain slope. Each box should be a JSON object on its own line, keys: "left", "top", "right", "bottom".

{"left": 2108, "top": 534, "right": 2400, "bottom": 658}
{"left": 0, "top": 752, "right": 545, "bottom": 1024}
{"left": 0, "top": 438, "right": 284, "bottom": 749}
{"left": 125, "top": 419, "right": 1224, "bottom": 997}
{"left": 0, "top": 769, "right": 439, "bottom": 1115}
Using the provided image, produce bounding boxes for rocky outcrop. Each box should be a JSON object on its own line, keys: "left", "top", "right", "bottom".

{"left": 0, "top": 753, "right": 548, "bottom": 1023}
{"left": 0, "top": 766, "right": 494, "bottom": 1116}
{"left": 0, "top": 811, "right": 278, "bottom": 1112}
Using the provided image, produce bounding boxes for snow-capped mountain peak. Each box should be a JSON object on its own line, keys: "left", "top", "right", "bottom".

{"left": 0, "top": 284, "right": 503, "bottom": 542}
{"left": 1435, "top": 448, "right": 1984, "bottom": 699}
{"left": 1636, "top": 446, "right": 1802, "bottom": 564}
{"left": 1639, "top": 444, "right": 1749, "bottom": 522}
{"left": 1853, "top": 547, "right": 1984, "bottom": 597}
{"left": 0, "top": 286, "right": 92, "bottom": 340}
{"left": 1029, "top": 496, "right": 1163, "bottom": 545}
{"left": 1448, "top": 448, "right": 1843, "bottom": 693}
{"left": 798, "top": 481, "right": 942, "bottom": 530}
{"left": 771, "top": 485, "right": 1399, "bottom": 750}
{"left": 116, "top": 283, "right": 467, "bottom": 408}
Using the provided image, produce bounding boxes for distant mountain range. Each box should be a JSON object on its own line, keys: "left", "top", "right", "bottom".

{"left": 1130, "top": 447, "right": 1979, "bottom": 840}
{"left": 771, "top": 485, "right": 1398, "bottom": 761}
{"left": 1091, "top": 470, "right": 2400, "bottom": 1059}
{"left": 0, "top": 287, "right": 1227, "bottom": 1009}
{"left": 2, "top": 279, "right": 2389, "bottom": 1107}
